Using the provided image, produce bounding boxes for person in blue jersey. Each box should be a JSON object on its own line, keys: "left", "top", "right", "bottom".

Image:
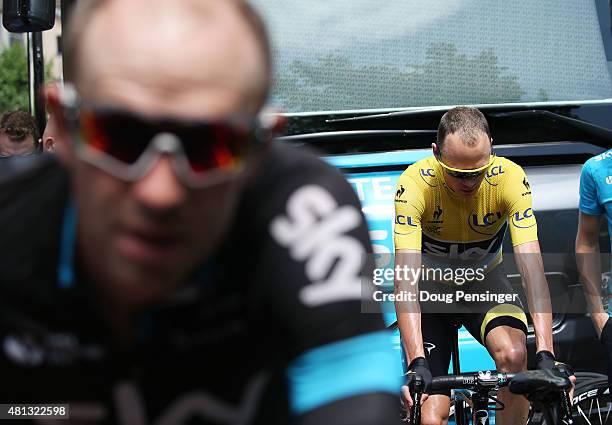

{"left": 0, "top": 0, "right": 401, "bottom": 423}
{"left": 576, "top": 148, "right": 612, "bottom": 387}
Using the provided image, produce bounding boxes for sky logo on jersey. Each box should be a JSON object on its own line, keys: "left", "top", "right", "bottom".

{"left": 270, "top": 185, "right": 365, "bottom": 307}
{"left": 511, "top": 208, "right": 536, "bottom": 229}
{"left": 595, "top": 150, "right": 612, "bottom": 162}
{"left": 395, "top": 215, "right": 418, "bottom": 227}
{"left": 422, "top": 224, "right": 506, "bottom": 261}
{"left": 606, "top": 176, "right": 612, "bottom": 185}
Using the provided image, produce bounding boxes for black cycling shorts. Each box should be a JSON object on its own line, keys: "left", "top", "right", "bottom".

{"left": 417, "top": 265, "right": 528, "bottom": 396}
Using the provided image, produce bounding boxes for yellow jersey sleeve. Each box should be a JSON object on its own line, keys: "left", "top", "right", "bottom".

{"left": 502, "top": 161, "right": 538, "bottom": 246}
{"left": 394, "top": 170, "right": 425, "bottom": 251}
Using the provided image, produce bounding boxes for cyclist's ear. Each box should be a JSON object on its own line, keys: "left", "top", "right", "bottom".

{"left": 432, "top": 142, "right": 440, "bottom": 158}
{"left": 42, "top": 116, "right": 56, "bottom": 153}
{"left": 43, "top": 84, "right": 77, "bottom": 166}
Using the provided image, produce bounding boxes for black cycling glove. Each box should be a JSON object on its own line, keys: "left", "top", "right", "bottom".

{"left": 536, "top": 350, "right": 574, "bottom": 377}
{"left": 536, "top": 350, "right": 557, "bottom": 370}
{"left": 600, "top": 317, "right": 612, "bottom": 387}
{"left": 406, "top": 356, "right": 432, "bottom": 393}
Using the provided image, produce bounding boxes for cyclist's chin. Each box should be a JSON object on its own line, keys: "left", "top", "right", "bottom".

{"left": 105, "top": 256, "right": 190, "bottom": 305}
{"left": 115, "top": 229, "right": 184, "bottom": 266}
{"left": 107, "top": 236, "right": 202, "bottom": 298}
{"left": 457, "top": 187, "right": 477, "bottom": 197}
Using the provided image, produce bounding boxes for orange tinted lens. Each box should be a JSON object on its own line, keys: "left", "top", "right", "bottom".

{"left": 80, "top": 111, "right": 153, "bottom": 164}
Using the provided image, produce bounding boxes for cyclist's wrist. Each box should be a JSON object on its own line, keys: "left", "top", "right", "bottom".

{"left": 536, "top": 350, "right": 556, "bottom": 370}
{"left": 408, "top": 356, "right": 429, "bottom": 370}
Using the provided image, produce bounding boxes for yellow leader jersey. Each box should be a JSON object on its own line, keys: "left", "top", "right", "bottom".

{"left": 394, "top": 155, "right": 538, "bottom": 271}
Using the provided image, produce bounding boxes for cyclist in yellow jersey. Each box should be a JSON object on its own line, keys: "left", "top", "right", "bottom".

{"left": 395, "top": 107, "right": 567, "bottom": 425}
{"left": 395, "top": 149, "right": 538, "bottom": 271}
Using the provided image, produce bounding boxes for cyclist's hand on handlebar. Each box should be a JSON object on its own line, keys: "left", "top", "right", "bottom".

{"left": 553, "top": 360, "right": 576, "bottom": 400}
{"left": 537, "top": 351, "right": 576, "bottom": 398}
{"left": 401, "top": 357, "right": 432, "bottom": 408}
{"left": 401, "top": 380, "right": 429, "bottom": 409}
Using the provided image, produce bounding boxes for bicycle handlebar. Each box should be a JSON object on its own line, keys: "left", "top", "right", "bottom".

{"left": 430, "top": 371, "right": 515, "bottom": 392}
{"left": 407, "top": 370, "right": 573, "bottom": 425}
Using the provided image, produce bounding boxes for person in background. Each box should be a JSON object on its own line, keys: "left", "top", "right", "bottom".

{"left": 0, "top": 110, "right": 40, "bottom": 156}
{"left": 576, "top": 148, "right": 612, "bottom": 387}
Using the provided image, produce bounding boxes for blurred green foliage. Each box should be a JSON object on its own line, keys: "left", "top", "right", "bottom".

{"left": 0, "top": 42, "right": 57, "bottom": 114}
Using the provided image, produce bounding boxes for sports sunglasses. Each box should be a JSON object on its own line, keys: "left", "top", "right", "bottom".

{"left": 58, "top": 84, "right": 271, "bottom": 188}
{"left": 437, "top": 153, "right": 496, "bottom": 179}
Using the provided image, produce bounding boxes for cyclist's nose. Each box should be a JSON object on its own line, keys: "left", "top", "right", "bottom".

{"left": 131, "top": 155, "right": 187, "bottom": 210}
{"left": 461, "top": 179, "right": 477, "bottom": 188}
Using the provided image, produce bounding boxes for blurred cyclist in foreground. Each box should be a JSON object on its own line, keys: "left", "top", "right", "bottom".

{"left": 0, "top": 0, "right": 401, "bottom": 423}
{"left": 576, "top": 148, "right": 612, "bottom": 387}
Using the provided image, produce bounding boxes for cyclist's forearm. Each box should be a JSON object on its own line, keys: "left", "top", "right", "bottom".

{"left": 515, "top": 249, "right": 554, "bottom": 352}
{"left": 531, "top": 311, "right": 554, "bottom": 353}
{"left": 396, "top": 311, "right": 424, "bottom": 360}
{"left": 576, "top": 240, "right": 607, "bottom": 334}
{"left": 524, "top": 272, "right": 554, "bottom": 352}
{"left": 394, "top": 250, "right": 424, "bottom": 360}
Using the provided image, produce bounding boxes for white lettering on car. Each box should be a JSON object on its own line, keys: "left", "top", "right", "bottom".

{"left": 347, "top": 177, "right": 395, "bottom": 202}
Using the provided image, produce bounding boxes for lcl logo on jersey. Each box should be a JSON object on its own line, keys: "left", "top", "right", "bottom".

{"left": 395, "top": 215, "right": 418, "bottom": 227}
{"left": 486, "top": 165, "right": 504, "bottom": 178}
{"left": 511, "top": 208, "right": 535, "bottom": 229}
{"left": 484, "top": 165, "right": 503, "bottom": 186}
{"left": 419, "top": 168, "right": 437, "bottom": 187}
{"left": 469, "top": 211, "right": 503, "bottom": 235}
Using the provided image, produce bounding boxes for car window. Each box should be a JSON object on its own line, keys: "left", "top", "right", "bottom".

{"left": 253, "top": 0, "right": 612, "bottom": 113}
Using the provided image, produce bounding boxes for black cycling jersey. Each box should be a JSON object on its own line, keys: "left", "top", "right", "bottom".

{"left": 0, "top": 144, "right": 402, "bottom": 424}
